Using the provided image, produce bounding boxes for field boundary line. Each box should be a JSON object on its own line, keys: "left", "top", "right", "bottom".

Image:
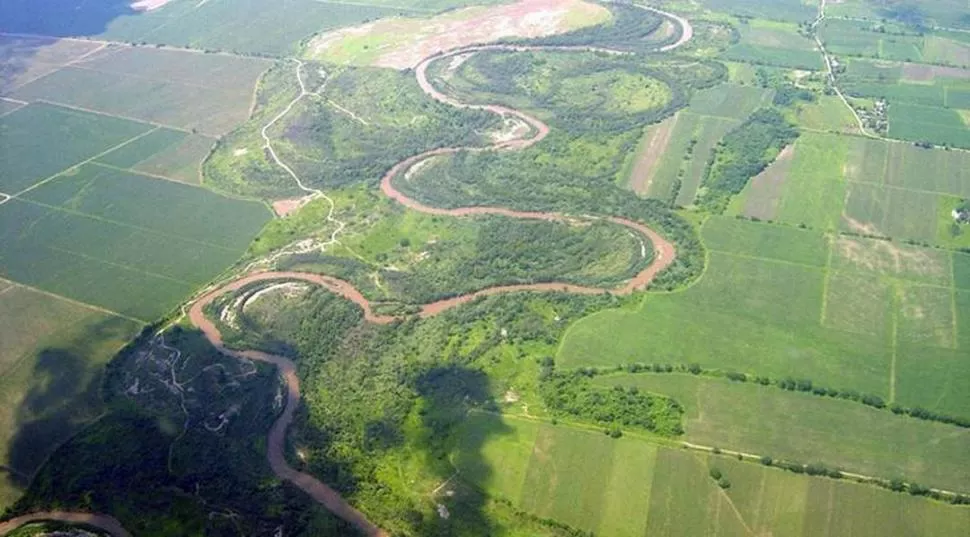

{"left": 63, "top": 62, "right": 234, "bottom": 93}
{"left": 16, "top": 197, "right": 242, "bottom": 253}
{"left": 707, "top": 248, "right": 826, "bottom": 271}
{"left": 89, "top": 161, "right": 207, "bottom": 189}
{"left": 0, "top": 96, "right": 29, "bottom": 106}
{"left": 27, "top": 98, "right": 197, "bottom": 135}
{"left": 0, "top": 279, "right": 145, "bottom": 324}
{"left": 43, "top": 244, "right": 198, "bottom": 286}
{"left": 0, "top": 31, "right": 272, "bottom": 62}
{"left": 11, "top": 126, "right": 162, "bottom": 198}
{"left": 847, "top": 177, "right": 965, "bottom": 199}
{"left": 819, "top": 233, "right": 835, "bottom": 325}
{"left": 889, "top": 282, "right": 899, "bottom": 403}
{"left": 949, "top": 253, "right": 959, "bottom": 349}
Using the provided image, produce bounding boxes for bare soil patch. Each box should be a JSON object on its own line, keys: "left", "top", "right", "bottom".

{"left": 834, "top": 235, "right": 947, "bottom": 281}
{"left": 272, "top": 195, "right": 314, "bottom": 217}
{"left": 741, "top": 144, "right": 795, "bottom": 221}
{"left": 901, "top": 63, "right": 970, "bottom": 82}
{"left": 629, "top": 115, "right": 678, "bottom": 195}
{"left": 308, "top": 0, "right": 610, "bottom": 69}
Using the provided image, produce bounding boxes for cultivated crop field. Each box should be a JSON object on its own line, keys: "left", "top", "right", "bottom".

{"left": 9, "top": 46, "right": 271, "bottom": 136}
{"left": 560, "top": 216, "right": 970, "bottom": 419}
{"left": 723, "top": 20, "right": 823, "bottom": 70}
{"left": 453, "top": 413, "right": 970, "bottom": 536}
{"left": 0, "top": 283, "right": 139, "bottom": 507}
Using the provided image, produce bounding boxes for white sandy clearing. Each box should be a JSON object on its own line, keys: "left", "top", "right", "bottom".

{"left": 307, "top": 0, "right": 611, "bottom": 69}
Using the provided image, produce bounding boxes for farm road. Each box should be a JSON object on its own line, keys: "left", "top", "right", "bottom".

{"left": 1, "top": 4, "right": 695, "bottom": 535}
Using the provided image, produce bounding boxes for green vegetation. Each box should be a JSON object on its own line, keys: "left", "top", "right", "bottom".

{"left": 595, "top": 373, "right": 970, "bottom": 492}
{"left": 698, "top": 108, "right": 799, "bottom": 212}
{"left": 206, "top": 63, "right": 498, "bottom": 198}
{"left": 0, "top": 103, "right": 152, "bottom": 193}
{"left": 9, "top": 47, "right": 270, "bottom": 136}
{"left": 888, "top": 103, "right": 970, "bottom": 148}
{"left": 507, "top": 1, "right": 677, "bottom": 52}
{"left": 0, "top": 285, "right": 140, "bottom": 509}
{"left": 0, "top": 163, "right": 269, "bottom": 320}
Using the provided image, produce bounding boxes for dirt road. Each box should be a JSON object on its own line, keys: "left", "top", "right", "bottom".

{"left": 0, "top": 512, "right": 130, "bottom": 537}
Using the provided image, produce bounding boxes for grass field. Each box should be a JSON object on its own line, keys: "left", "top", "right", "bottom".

{"left": 94, "top": 127, "right": 218, "bottom": 184}
{"left": 0, "top": 102, "right": 152, "bottom": 193}
{"left": 733, "top": 144, "right": 795, "bottom": 220}
{"left": 10, "top": 46, "right": 270, "bottom": 136}
{"left": 454, "top": 413, "right": 970, "bottom": 535}
{"left": 795, "top": 95, "right": 861, "bottom": 134}
{"left": 0, "top": 283, "right": 140, "bottom": 508}
{"left": 595, "top": 373, "right": 970, "bottom": 492}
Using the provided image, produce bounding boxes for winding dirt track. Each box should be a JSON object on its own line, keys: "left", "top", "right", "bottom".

{"left": 1, "top": 7, "right": 693, "bottom": 537}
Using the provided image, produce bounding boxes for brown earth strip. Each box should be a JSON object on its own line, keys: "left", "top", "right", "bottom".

{"left": 0, "top": 512, "right": 130, "bottom": 536}
{"left": 630, "top": 114, "right": 678, "bottom": 195}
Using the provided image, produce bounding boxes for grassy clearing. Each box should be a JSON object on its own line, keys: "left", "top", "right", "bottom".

{"left": 596, "top": 373, "right": 970, "bottom": 492}
{"left": 775, "top": 132, "right": 847, "bottom": 230}
{"left": 0, "top": 103, "right": 152, "bottom": 193}
{"left": 795, "top": 95, "right": 861, "bottom": 134}
{"left": 11, "top": 47, "right": 270, "bottom": 136}
{"left": 0, "top": 285, "right": 140, "bottom": 508}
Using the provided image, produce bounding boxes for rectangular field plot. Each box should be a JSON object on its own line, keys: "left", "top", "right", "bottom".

{"left": 847, "top": 138, "right": 970, "bottom": 197}
{"left": 132, "top": 133, "right": 214, "bottom": 184}
{"left": 954, "top": 253, "right": 970, "bottom": 291}
{"left": 0, "top": 284, "right": 140, "bottom": 506}
{"left": 23, "top": 163, "right": 268, "bottom": 251}
{"left": 0, "top": 102, "right": 152, "bottom": 193}
{"left": 558, "top": 251, "right": 893, "bottom": 395}
{"left": 775, "top": 132, "right": 847, "bottom": 230}
{"left": 687, "top": 84, "right": 774, "bottom": 120}
{"left": 95, "top": 128, "right": 187, "bottom": 169}
{"left": 795, "top": 95, "right": 861, "bottom": 135}
{"left": 0, "top": 35, "right": 103, "bottom": 92}
{"left": 454, "top": 414, "right": 658, "bottom": 537}
{"left": 701, "top": 217, "right": 828, "bottom": 267}
{"left": 10, "top": 47, "right": 270, "bottom": 136}
{"left": 841, "top": 182, "right": 939, "bottom": 242}
{"left": 597, "top": 374, "right": 970, "bottom": 492}
{"left": 723, "top": 44, "right": 824, "bottom": 70}
{"left": 823, "top": 271, "right": 893, "bottom": 338}
{"left": 895, "top": 342, "right": 970, "bottom": 422}
{"left": 735, "top": 144, "right": 795, "bottom": 220}
{"left": 0, "top": 166, "right": 269, "bottom": 319}
{"left": 629, "top": 115, "right": 678, "bottom": 198}
{"left": 643, "top": 112, "right": 699, "bottom": 201}
{"left": 888, "top": 103, "right": 970, "bottom": 149}
{"left": 896, "top": 284, "right": 956, "bottom": 349}
{"left": 830, "top": 236, "right": 951, "bottom": 286}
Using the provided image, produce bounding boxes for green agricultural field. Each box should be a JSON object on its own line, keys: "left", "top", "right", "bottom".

{"left": 842, "top": 181, "right": 939, "bottom": 241}
{"left": 10, "top": 47, "right": 270, "bottom": 136}
{"left": 558, "top": 227, "right": 893, "bottom": 395}
{"left": 732, "top": 144, "right": 795, "bottom": 220}
{"left": 0, "top": 103, "right": 152, "bottom": 193}
{"left": 820, "top": 19, "right": 925, "bottom": 62}
{"left": 97, "top": 128, "right": 215, "bottom": 184}
{"left": 700, "top": 0, "right": 816, "bottom": 24}
{"left": 888, "top": 103, "right": 970, "bottom": 148}
{"left": 596, "top": 373, "right": 970, "bottom": 492}
{"left": 0, "top": 164, "right": 269, "bottom": 320}
{"left": 845, "top": 137, "right": 970, "bottom": 198}
{"left": 454, "top": 413, "right": 970, "bottom": 536}
{"left": 0, "top": 283, "right": 140, "bottom": 508}
{"left": 675, "top": 115, "right": 740, "bottom": 205}
{"left": 697, "top": 19, "right": 819, "bottom": 70}
{"left": 642, "top": 111, "right": 700, "bottom": 201}
{"left": 775, "top": 132, "right": 847, "bottom": 230}
{"left": 955, "top": 253, "right": 970, "bottom": 290}
{"left": 687, "top": 83, "right": 774, "bottom": 120}
{"left": 702, "top": 217, "right": 828, "bottom": 266}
